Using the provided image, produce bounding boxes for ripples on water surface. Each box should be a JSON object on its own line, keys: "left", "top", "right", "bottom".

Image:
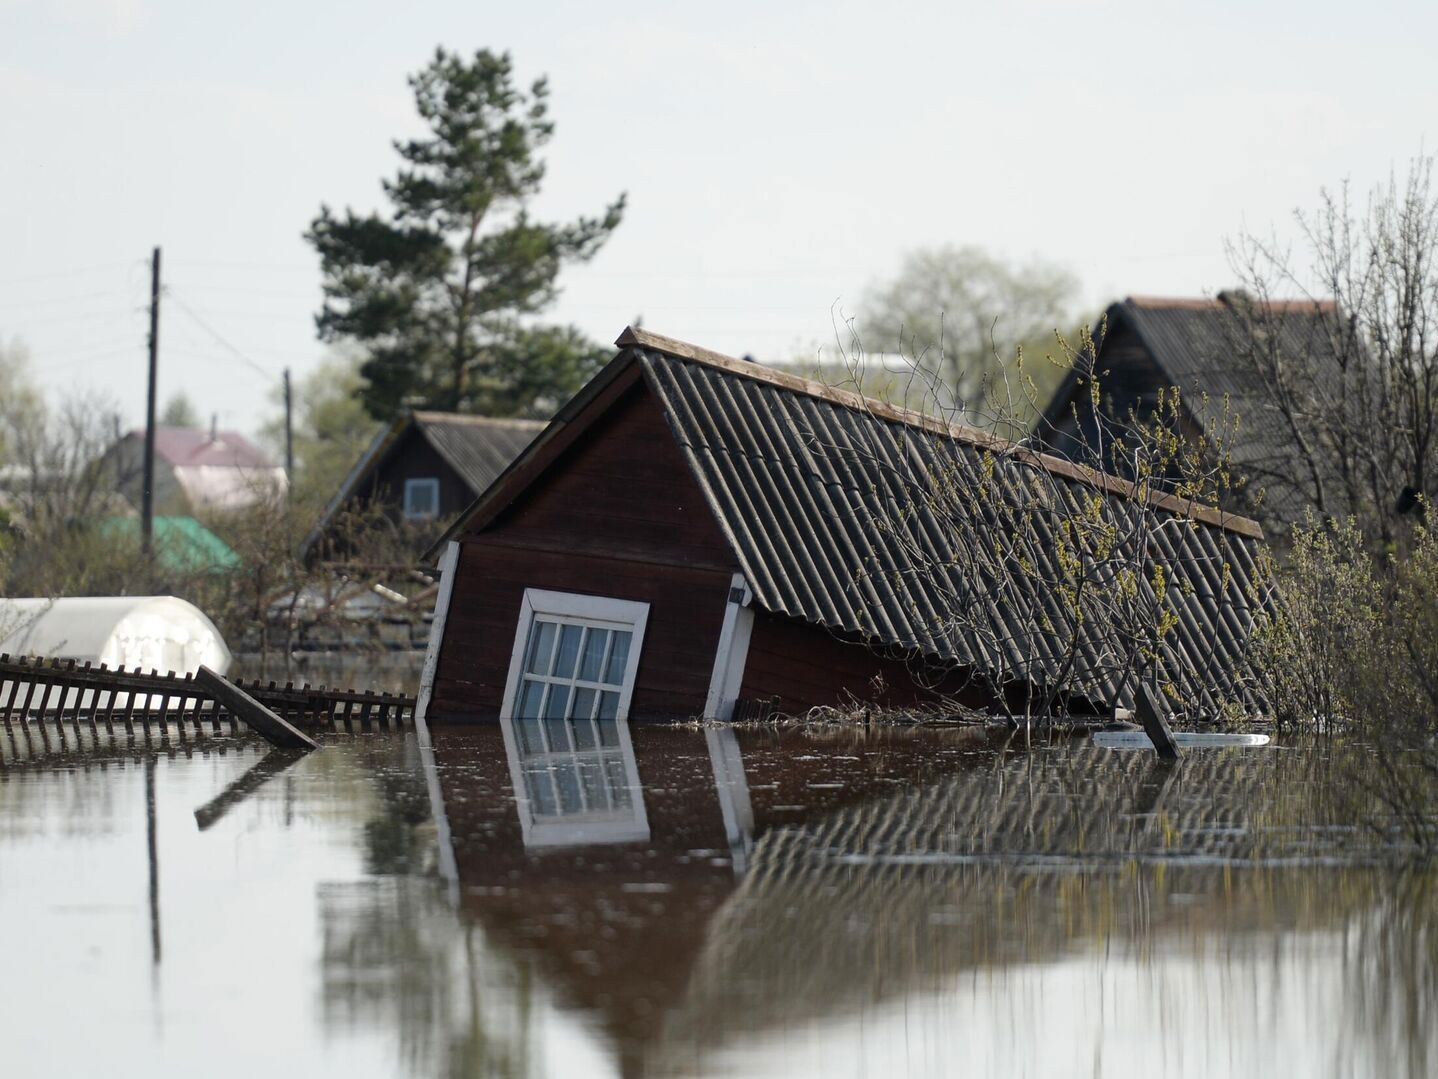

{"left": 0, "top": 721, "right": 1434, "bottom": 1078}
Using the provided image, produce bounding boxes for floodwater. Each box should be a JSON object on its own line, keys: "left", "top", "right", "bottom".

{"left": 1, "top": 721, "right": 1434, "bottom": 1078}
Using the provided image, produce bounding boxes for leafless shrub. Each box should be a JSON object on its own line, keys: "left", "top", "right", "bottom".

{"left": 1256, "top": 514, "right": 1438, "bottom": 848}
{"left": 1227, "top": 157, "right": 1438, "bottom": 546}
{"left": 811, "top": 312, "right": 1266, "bottom": 729}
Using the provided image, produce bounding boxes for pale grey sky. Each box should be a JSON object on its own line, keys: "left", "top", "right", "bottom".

{"left": 2, "top": 0, "right": 1434, "bottom": 443}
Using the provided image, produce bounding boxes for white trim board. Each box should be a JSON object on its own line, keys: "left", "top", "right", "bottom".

{"left": 413, "top": 540, "right": 460, "bottom": 744}
{"left": 413, "top": 539, "right": 461, "bottom": 893}
{"left": 704, "top": 572, "right": 754, "bottom": 720}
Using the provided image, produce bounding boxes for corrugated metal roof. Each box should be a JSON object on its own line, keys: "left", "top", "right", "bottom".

{"left": 629, "top": 334, "right": 1270, "bottom": 719}
{"left": 412, "top": 413, "right": 545, "bottom": 496}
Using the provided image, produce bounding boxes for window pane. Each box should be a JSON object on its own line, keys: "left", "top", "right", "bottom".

{"left": 516, "top": 715, "right": 544, "bottom": 753}
{"left": 571, "top": 716, "right": 598, "bottom": 749}
{"left": 597, "top": 690, "right": 619, "bottom": 720}
{"left": 579, "top": 628, "right": 609, "bottom": 682}
{"left": 603, "top": 631, "right": 631, "bottom": 685}
{"left": 579, "top": 759, "right": 607, "bottom": 808}
{"left": 605, "top": 757, "right": 631, "bottom": 807}
{"left": 544, "top": 716, "right": 571, "bottom": 751}
{"left": 515, "top": 679, "right": 545, "bottom": 721}
{"left": 571, "top": 687, "right": 597, "bottom": 723}
{"left": 543, "top": 683, "right": 571, "bottom": 722}
{"left": 524, "top": 621, "right": 557, "bottom": 675}
{"left": 523, "top": 768, "right": 558, "bottom": 816}
{"left": 554, "top": 764, "right": 583, "bottom": 813}
{"left": 552, "top": 624, "right": 583, "bottom": 679}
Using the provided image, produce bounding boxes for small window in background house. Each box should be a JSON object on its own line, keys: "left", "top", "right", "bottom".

{"left": 403, "top": 478, "right": 440, "bottom": 519}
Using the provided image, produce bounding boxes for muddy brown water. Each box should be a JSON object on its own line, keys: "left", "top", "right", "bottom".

{"left": 1, "top": 722, "right": 1433, "bottom": 1078}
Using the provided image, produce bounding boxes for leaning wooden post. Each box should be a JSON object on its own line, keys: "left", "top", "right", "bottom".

{"left": 195, "top": 667, "right": 319, "bottom": 751}
{"left": 1135, "top": 683, "right": 1181, "bottom": 761}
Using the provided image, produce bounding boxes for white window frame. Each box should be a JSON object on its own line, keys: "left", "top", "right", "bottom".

{"left": 498, "top": 588, "right": 651, "bottom": 848}
{"left": 499, "top": 589, "right": 650, "bottom": 724}
{"left": 403, "top": 477, "right": 441, "bottom": 520}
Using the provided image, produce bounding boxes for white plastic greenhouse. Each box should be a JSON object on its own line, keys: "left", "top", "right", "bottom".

{"left": 0, "top": 596, "right": 232, "bottom": 675}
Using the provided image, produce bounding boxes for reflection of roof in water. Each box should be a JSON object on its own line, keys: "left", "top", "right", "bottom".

{"left": 431, "top": 724, "right": 1422, "bottom": 1076}
{"left": 660, "top": 742, "right": 1379, "bottom": 1052}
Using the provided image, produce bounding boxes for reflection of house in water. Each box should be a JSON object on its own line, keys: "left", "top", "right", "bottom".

{"left": 423, "top": 719, "right": 1428, "bottom": 1077}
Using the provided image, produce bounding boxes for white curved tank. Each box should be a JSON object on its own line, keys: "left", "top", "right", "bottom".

{"left": 0, "top": 596, "right": 232, "bottom": 675}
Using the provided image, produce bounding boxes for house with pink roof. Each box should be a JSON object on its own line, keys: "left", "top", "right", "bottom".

{"left": 101, "top": 425, "right": 287, "bottom": 514}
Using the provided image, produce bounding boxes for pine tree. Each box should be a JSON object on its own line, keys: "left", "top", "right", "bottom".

{"left": 306, "top": 48, "right": 625, "bottom": 420}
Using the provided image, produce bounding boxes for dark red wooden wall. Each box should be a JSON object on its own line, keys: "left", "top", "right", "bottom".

{"left": 428, "top": 377, "right": 988, "bottom": 722}
{"left": 739, "top": 609, "right": 982, "bottom": 716}
{"left": 428, "top": 385, "right": 737, "bottom": 721}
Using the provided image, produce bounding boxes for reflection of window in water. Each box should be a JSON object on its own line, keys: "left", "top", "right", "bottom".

{"left": 502, "top": 713, "right": 650, "bottom": 848}
{"left": 513, "top": 715, "right": 633, "bottom": 820}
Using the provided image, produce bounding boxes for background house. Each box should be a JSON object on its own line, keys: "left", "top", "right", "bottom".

{"left": 301, "top": 410, "right": 544, "bottom": 561}
{"left": 101, "top": 426, "right": 287, "bottom": 514}
{"left": 1031, "top": 293, "right": 1339, "bottom": 530}
{"left": 416, "top": 328, "right": 1270, "bottom": 729}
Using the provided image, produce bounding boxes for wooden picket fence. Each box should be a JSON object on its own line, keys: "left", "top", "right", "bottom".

{"left": 0, "top": 653, "right": 414, "bottom": 745}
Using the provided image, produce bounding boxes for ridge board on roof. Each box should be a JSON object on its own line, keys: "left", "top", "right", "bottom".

{"left": 428, "top": 327, "right": 1263, "bottom": 565}
{"left": 616, "top": 327, "right": 1262, "bottom": 539}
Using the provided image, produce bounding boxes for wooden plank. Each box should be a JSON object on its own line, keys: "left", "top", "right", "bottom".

{"left": 0, "top": 676, "right": 17, "bottom": 732}
{"left": 195, "top": 667, "right": 319, "bottom": 751}
{"left": 1135, "top": 683, "right": 1181, "bottom": 761}
{"left": 193, "top": 748, "right": 306, "bottom": 830}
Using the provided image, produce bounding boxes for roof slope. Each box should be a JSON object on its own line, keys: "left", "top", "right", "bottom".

{"left": 445, "top": 328, "right": 1272, "bottom": 719}
{"left": 411, "top": 412, "right": 546, "bottom": 495}
{"left": 1038, "top": 294, "right": 1341, "bottom": 523}
{"left": 100, "top": 515, "right": 240, "bottom": 573}
{"left": 143, "top": 426, "right": 278, "bottom": 469}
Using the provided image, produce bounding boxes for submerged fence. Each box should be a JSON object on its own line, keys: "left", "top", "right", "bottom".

{"left": 0, "top": 653, "right": 415, "bottom": 748}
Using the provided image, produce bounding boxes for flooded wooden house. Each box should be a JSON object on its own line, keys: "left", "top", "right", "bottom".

{"left": 301, "top": 410, "right": 544, "bottom": 560}
{"left": 1032, "top": 293, "right": 1339, "bottom": 529}
{"left": 416, "top": 328, "right": 1271, "bottom": 727}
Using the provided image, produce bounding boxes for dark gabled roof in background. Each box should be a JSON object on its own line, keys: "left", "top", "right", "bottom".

{"left": 409, "top": 411, "right": 547, "bottom": 496}
{"left": 1035, "top": 294, "right": 1341, "bottom": 523}
{"left": 300, "top": 410, "right": 543, "bottom": 558}
{"left": 439, "top": 328, "right": 1271, "bottom": 719}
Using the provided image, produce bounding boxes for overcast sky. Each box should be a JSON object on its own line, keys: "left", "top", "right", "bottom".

{"left": 3, "top": 0, "right": 1434, "bottom": 444}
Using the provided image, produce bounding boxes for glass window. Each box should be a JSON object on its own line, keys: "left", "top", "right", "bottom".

{"left": 512, "top": 618, "right": 637, "bottom": 723}
{"left": 403, "top": 477, "right": 440, "bottom": 520}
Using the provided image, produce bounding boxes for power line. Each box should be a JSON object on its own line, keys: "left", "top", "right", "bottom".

{"left": 0, "top": 288, "right": 135, "bottom": 310}
{"left": 0, "top": 261, "right": 137, "bottom": 287}
{"left": 165, "top": 286, "right": 280, "bottom": 385}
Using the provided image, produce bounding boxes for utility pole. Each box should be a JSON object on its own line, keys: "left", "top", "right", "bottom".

{"left": 142, "top": 246, "right": 161, "bottom": 555}
{"left": 282, "top": 367, "right": 294, "bottom": 484}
